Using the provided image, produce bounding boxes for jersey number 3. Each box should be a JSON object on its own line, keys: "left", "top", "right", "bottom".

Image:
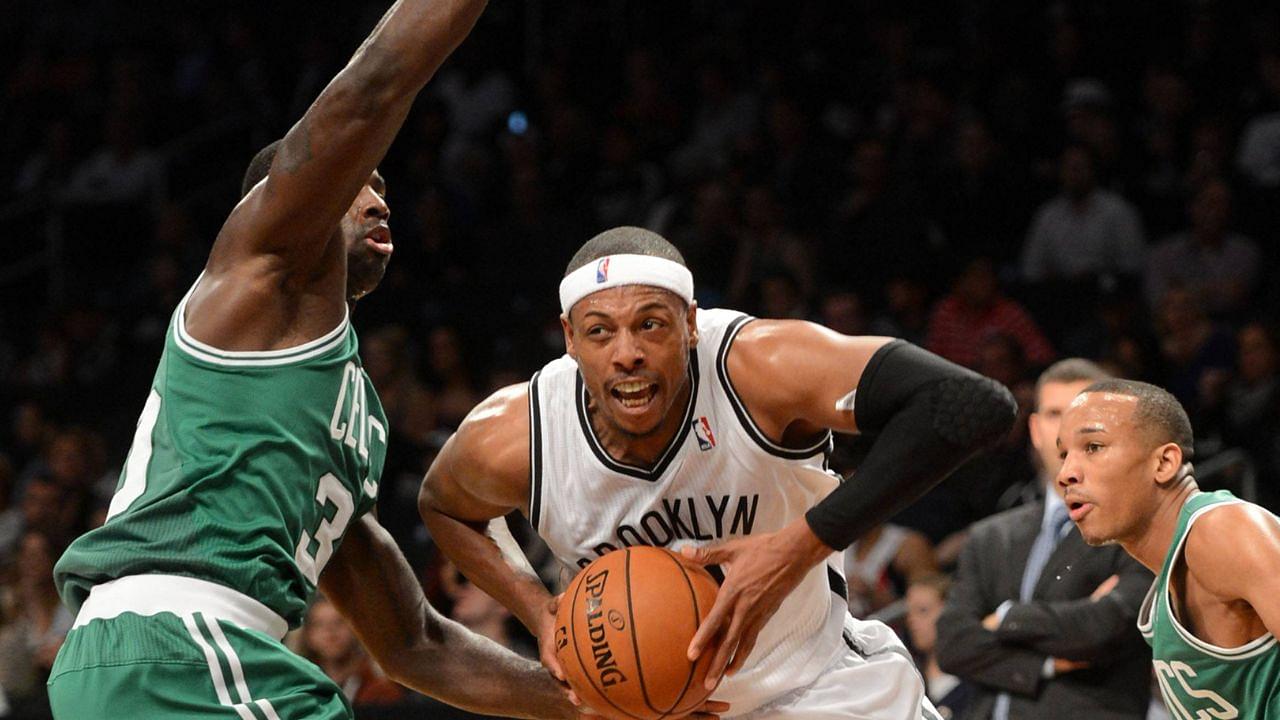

{"left": 294, "top": 473, "right": 354, "bottom": 585}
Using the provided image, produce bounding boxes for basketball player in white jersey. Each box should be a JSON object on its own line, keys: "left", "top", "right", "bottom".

{"left": 420, "top": 227, "right": 1016, "bottom": 718}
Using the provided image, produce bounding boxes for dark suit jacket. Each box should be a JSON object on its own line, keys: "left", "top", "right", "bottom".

{"left": 936, "top": 499, "right": 1153, "bottom": 720}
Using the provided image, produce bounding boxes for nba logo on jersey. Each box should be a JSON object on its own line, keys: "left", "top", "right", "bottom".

{"left": 596, "top": 258, "right": 610, "bottom": 283}
{"left": 692, "top": 416, "right": 716, "bottom": 451}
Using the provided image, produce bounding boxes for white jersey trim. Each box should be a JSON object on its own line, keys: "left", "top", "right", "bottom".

{"left": 173, "top": 272, "right": 350, "bottom": 367}
{"left": 73, "top": 573, "right": 289, "bottom": 641}
{"left": 715, "top": 315, "right": 832, "bottom": 460}
{"left": 1162, "top": 500, "right": 1277, "bottom": 661}
{"left": 573, "top": 353, "right": 699, "bottom": 482}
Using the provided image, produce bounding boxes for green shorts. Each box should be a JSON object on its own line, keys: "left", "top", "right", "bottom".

{"left": 48, "top": 611, "right": 350, "bottom": 719}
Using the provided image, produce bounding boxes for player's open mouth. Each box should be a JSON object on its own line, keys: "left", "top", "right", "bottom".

{"left": 611, "top": 381, "right": 658, "bottom": 409}
{"left": 365, "top": 225, "right": 394, "bottom": 255}
{"left": 1068, "top": 500, "right": 1093, "bottom": 522}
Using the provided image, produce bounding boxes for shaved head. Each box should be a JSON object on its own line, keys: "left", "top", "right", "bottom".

{"left": 565, "top": 227, "right": 686, "bottom": 276}
{"left": 1078, "top": 379, "right": 1194, "bottom": 459}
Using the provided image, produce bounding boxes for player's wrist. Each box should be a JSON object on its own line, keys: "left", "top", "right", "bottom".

{"left": 787, "top": 517, "right": 837, "bottom": 567}
{"left": 508, "top": 581, "right": 555, "bottom": 636}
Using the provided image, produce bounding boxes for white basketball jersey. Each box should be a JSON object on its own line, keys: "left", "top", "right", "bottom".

{"left": 529, "top": 308, "right": 850, "bottom": 715}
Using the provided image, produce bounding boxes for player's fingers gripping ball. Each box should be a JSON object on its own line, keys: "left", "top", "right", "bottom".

{"left": 554, "top": 546, "right": 719, "bottom": 720}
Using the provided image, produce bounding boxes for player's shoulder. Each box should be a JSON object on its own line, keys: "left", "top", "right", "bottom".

{"left": 1186, "top": 500, "right": 1280, "bottom": 555}
{"left": 1184, "top": 500, "right": 1280, "bottom": 593}
{"left": 722, "top": 315, "right": 827, "bottom": 368}
{"left": 449, "top": 382, "right": 532, "bottom": 483}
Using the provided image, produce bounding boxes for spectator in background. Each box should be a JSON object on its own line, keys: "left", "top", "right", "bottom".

{"left": 63, "top": 111, "right": 162, "bottom": 207}
{"left": 15, "top": 476, "right": 83, "bottom": 549}
{"left": 439, "top": 562, "right": 534, "bottom": 658}
{"left": 1236, "top": 49, "right": 1280, "bottom": 189}
{"left": 666, "top": 179, "right": 741, "bottom": 306}
{"left": 1060, "top": 80, "right": 1126, "bottom": 190}
{"left": 926, "top": 258, "right": 1055, "bottom": 371}
{"left": 612, "top": 48, "right": 682, "bottom": 160}
{"left": 1209, "top": 322, "right": 1280, "bottom": 509}
{"left": 1145, "top": 178, "right": 1260, "bottom": 319}
{"left": 1021, "top": 146, "right": 1146, "bottom": 284}
{"left": 871, "top": 275, "right": 931, "bottom": 346}
{"left": 11, "top": 118, "right": 75, "bottom": 196}
{"left": 1154, "top": 286, "right": 1236, "bottom": 421}
{"left": 0, "top": 530, "right": 73, "bottom": 718}
{"left": 930, "top": 117, "right": 1027, "bottom": 263}
{"left": 937, "top": 359, "right": 1152, "bottom": 720}
{"left": 7, "top": 401, "right": 52, "bottom": 474}
{"left": 422, "top": 326, "right": 481, "bottom": 429}
{"left": 818, "top": 289, "right": 868, "bottom": 337}
{"left": 906, "top": 574, "right": 974, "bottom": 720}
{"left": 0, "top": 458, "right": 17, "bottom": 564}
{"left": 668, "top": 57, "right": 759, "bottom": 181}
{"left": 1134, "top": 67, "right": 1193, "bottom": 236}
{"left": 300, "top": 596, "right": 407, "bottom": 710}
{"left": 363, "top": 325, "right": 437, "bottom": 447}
{"left": 844, "top": 522, "right": 938, "bottom": 617}
{"left": 432, "top": 43, "right": 516, "bottom": 178}
{"left": 826, "top": 136, "right": 943, "bottom": 296}
{"left": 592, "top": 123, "right": 662, "bottom": 229}
{"left": 726, "top": 184, "right": 814, "bottom": 309}
{"left": 754, "top": 271, "right": 810, "bottom": 321}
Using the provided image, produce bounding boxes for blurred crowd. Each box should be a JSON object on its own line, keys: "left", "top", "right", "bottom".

{"left": 2, "top": 0, "right": 1280, "bottom": 717}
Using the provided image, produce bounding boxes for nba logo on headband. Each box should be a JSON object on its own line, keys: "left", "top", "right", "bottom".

{"left": 560, "top": 253, "right": 694, "bottom": 313}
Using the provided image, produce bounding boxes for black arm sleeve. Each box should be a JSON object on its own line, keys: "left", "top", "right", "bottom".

{"left": 804, "top": 341, "right": 1016, "bottom": 550}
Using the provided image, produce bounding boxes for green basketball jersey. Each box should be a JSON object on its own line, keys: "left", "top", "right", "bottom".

{"left": 1138, "top": 489, "right": 1280, "bottom": 718}
{"left": 54, "top": 283, "right": 389, "bottom": 628}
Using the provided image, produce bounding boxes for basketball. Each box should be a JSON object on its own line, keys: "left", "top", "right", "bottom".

{"left": 554, "top": 546, "right": 720, "bottom": 720}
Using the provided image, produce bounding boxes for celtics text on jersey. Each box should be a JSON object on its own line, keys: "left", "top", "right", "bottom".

{"left": 55, "top": 280, "right": 389, "bottom": 629}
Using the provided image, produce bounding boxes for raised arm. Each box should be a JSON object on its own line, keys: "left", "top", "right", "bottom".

{"left": 319, "top": 512, "right": 573, "bottom": 719}
{"left": 218, "top": 0, "right": 486, "bottom": 265}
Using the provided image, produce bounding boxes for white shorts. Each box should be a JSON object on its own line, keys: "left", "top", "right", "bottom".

{"left": 731, "top": 617, "right": 942, "bottom": 720}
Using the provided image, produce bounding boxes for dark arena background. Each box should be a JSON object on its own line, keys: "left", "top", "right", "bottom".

{"left": 2, "top": 1, "right": 1279, "bottom": 718}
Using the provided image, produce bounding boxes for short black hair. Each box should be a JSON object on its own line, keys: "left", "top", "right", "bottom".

{"left": 564, "top": 226, "right": 686, "bottom": 277}
{"left": 1083, "top": 379, "right": 1194, "bottom": 459}
{"left": 1035, "top": 358, "right": 1111, "bottom": 409}
{"left": 241, "top": 139, "right": 283, "bottom": 199}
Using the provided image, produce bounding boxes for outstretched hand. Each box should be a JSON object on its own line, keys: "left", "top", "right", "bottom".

{"left": 681, "top": 520, "right": 833, "bottom": 690}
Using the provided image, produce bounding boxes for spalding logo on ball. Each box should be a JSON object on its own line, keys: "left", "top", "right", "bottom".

{"left": 554, "top": 546, "right": 720, "bottom": 720}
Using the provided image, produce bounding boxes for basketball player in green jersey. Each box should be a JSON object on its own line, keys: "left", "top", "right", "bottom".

{"left": 1057, "top": 379, "right": 1280, "bottom": 717}
{"left": 47, "top": 1, "right": 582, "bottom": 718}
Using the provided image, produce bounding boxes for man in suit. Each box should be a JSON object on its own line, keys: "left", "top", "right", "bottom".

{"left": 936, "top": 359, "right": 1153, "bottom": 720}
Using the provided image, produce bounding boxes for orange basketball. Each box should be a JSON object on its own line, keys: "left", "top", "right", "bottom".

{"left": 554, "top": 546, "right": 719, "bottom": 720}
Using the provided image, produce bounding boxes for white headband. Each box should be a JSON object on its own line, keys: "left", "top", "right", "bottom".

{"left": 559, "top": 254, "right": 694, "bottom": 314}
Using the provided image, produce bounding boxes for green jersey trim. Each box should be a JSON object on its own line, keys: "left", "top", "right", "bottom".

{"left": 173, "top": 274, "right": 350, "bottom": 367}
{"left": 1161, "top": 499, "right": 1278, "bottom": 661}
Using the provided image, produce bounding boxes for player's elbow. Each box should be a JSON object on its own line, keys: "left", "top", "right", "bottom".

{"left": 417, "top": 474, "right": 444, "bottom": 524}
{"left": 934, "top": 374, "right": 1017, "bottom": 451}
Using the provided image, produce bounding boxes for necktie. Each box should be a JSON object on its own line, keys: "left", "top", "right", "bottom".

{"left": 993, "top": 503, "right": 1072, "bottom": 720}
{"left": 1021, "top": 503, "right": 1072, "bottom": 602}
